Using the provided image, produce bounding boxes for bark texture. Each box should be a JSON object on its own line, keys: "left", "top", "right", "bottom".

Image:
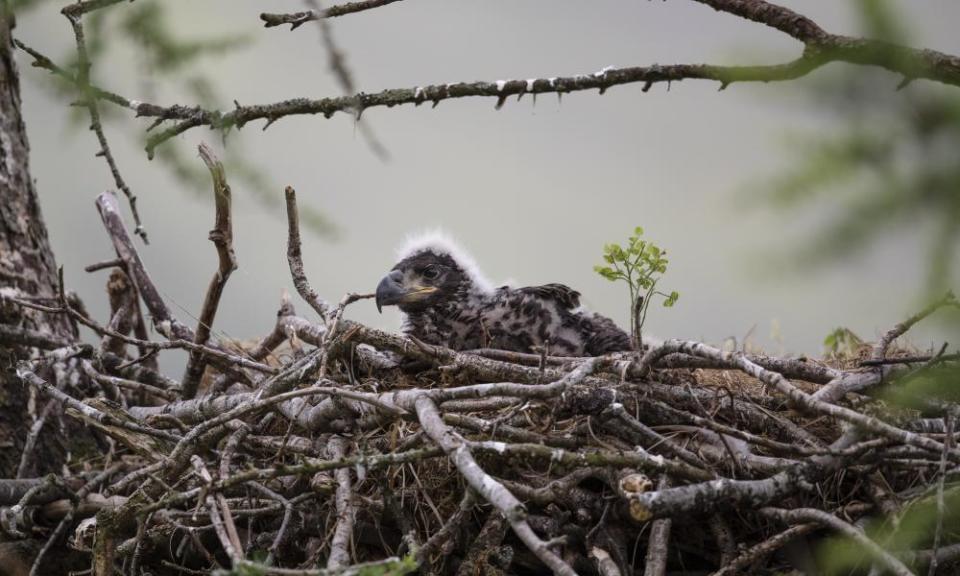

{"left": 0, "top": 3, "right": 74, "bottom": 479}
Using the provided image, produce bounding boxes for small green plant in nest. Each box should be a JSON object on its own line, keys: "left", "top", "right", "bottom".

{"left": 595, "top": 227, "right": 678, "bottom": 350}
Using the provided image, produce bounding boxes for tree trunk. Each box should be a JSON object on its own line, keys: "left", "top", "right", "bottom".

{"left": 0, "top": 2, "right": 76, "bottom": 480}
{"left": 0, "top": 6, "right": 98, "bottom": 573}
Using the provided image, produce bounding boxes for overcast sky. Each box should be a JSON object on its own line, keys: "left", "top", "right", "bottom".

{"left": 15, "top": 1, "right": 960, "bottom": 374}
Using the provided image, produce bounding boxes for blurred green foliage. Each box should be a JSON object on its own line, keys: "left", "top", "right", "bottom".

{"left": 884, "top": 362, "right": 960, "bottom": 411}
{"left": 817, "top": 488, "right": 960, "bottom": 575}
{"left": 14, "top": 0, "right": 337, "bottom": 238}
{"left": 215, "top": 555, "right": 417, "bottom": 576}
{"left": 358, "top": 555, "right": 418, "bottom": 576}
{"left": 759, "top": 2, "right": 960, "bottom": 571}
{"left": 595, "top": 226, "right": 678, "bottom": 348}
{"left": 822, "top": 326, "right": 865, "bottom": 358}
{"left": 759, "top": 0, "right": 959, "bottom": 296}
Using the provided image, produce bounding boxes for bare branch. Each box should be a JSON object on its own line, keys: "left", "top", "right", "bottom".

{"left": 928, "top": 412, "right": 955, "bottom": 576}
{"left": 305, "top": 0, "right": 390, "bottom": 160}
{"left": 16, "top": 1, "right": 960, "bottom": 162}
{"left": 61, "top": 0, "right": 126, "bottom": 19}
{"left": 643, "top": 477, "right": 673, "bottom": 576}
{"left": 65, "top": 13, "right": 148, "bottom": 242}
{"left": 261, "top": 0, "right": 405, "bottom": 29}
{"left": 871, "top": 291, "right": 957, "bottom": 361}
{"left": 639, "top": 340, "right": 958, "bottom": 459}
{"left": 284, "top": 186, "right": 333, "bottom": 320}
{"left": 690, "top": 0, "right": 827, "bottom": 43}
{"left": 95, "top": 191, "right": 191, "bottom": 339}
{"left": 325, "top": 436, "right": 356, "bottom": 569}
{"left": 181, "top": 143, "right": 238, "bottom": 398}
{"left": 415, "top": 396, "right": 577, "bottom": 576}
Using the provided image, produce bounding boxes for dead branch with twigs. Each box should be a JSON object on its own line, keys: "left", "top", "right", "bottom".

{"left": 1, "top": 145, "right": 958, "bottom": 575}
{"left": 15, "top": 0, "right": 960, "bottom": 162}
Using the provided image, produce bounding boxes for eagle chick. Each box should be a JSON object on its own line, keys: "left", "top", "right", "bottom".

{"left": 375, "top": 231, "right": 631, "bottom": 356}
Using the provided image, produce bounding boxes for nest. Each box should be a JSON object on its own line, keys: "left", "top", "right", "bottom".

{"left": 1, "top": 168, "right": 958, "bottom": 576}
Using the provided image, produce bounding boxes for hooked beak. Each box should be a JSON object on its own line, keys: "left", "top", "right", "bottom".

{"left": 375, "top": 269, "right": 437, "bottom": 313}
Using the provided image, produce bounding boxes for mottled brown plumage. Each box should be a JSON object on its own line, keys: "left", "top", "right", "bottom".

{"left": 375, "top": 232, "right": 631, "bottom": 356}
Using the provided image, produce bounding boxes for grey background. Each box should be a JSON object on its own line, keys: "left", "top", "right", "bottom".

{"left": 15, "top": 1, "right": 960, "bottom": 373}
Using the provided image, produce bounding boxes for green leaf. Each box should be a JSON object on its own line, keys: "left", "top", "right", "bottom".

{"left": 594, "top": 265, "right": 619, "bottom": 281}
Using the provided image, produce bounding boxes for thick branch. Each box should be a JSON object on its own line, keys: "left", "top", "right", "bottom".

{"left": 415, "top": 396, "right": 577, "bottom": 576}
{"left": 691, "top": 0, "right": 826, "bottom": 42}
{"left": 643, "top": 477, "right": 673, "bottom": 576}
{"left": 325, "top": 436, "right": 355, "bottom": 569}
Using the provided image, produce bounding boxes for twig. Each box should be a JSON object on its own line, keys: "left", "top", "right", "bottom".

{"left": 82, "top": 259, "right": 123, "bottom": 273}
{"left": 640, "top": 340, "right": 958, "bottom": 459}
{"left": 871, "top": 291, "right": 956, "bottom": 361}
{"left": 136, "top": 445, "right": 445, "bottom": 517}
{"left": 860, "top": 353, "right": 960, "bottom": 366}
{"left": 325, "top": 436, "right": 356, "bottom": 569}
{"left": 190, "top": 456, "right": 244, "bottom": 564}
{"left": 643, "top": 477, "right": 672, "bottom": 576}
{"left": 591, "top": 547, "right": 622, "bottom": 576}
{"left": 17, "top": 366, "right": 180, "bottom": 442}
{"left": 3, "top": 293, "right": 275, "bottom": 375}
{"left": 61, "top": 0, "right": 126, "bottom": 19}
{"left": 27, "top": 465, "right": 123, "bottom": 576}
{"left": 709, "top": 523, "right": 817, "bottom": 576}
{"left": 414, "top": 395, "right": 578, "bottom": 576}
{"left": 605, "top": 403, "right": 708, "bottom": 471}
{"left": 98, "top": 268, "right": 136, "bottom": 359}
{"left": 181, "top": 143, "right": 238, "bottom": 398}
{"left": 690, "top": 0, "right": 825, "bottom": 42}
{"left": 64, "top": 11, "right": 147, "bottom": 242}
{"left": 15, "top": 399, "right": 60, "bottom": 479}
{"left": 248, "top": 482, "right": 297, "bottom": 563}
{"left": 95, "top": 192, "right": 188, "bottom": 337}
{"left": 305, "top": 0, "right": 389, "bottom": 160}
{"left": 416, "top": 489, "right": 475, "bottom": 566}
{"left": 455, "top": 511, "right": 509, "bottom": 576}
{"left": 284, "top": 186, "right": 333, "bottom": 320}
{"left": 928, "top": 411, "right": 955, "bottom": 576}
{"left": 14, "top": 38, "right": 126, "bottom": 108}
{"left": 261, "top": 0, "right": 405, "bottom": 28}
{"left": 94, "top": 192, "right": 269, "bottom": 381}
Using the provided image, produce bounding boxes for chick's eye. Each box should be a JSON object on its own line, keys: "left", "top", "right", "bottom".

{"left": 422, "top": 266, "right": 440, "bottom": 280}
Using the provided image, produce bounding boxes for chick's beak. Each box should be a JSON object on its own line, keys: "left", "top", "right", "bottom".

{"left": 375, "top": 269, "right": 405, "bottom": 313}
